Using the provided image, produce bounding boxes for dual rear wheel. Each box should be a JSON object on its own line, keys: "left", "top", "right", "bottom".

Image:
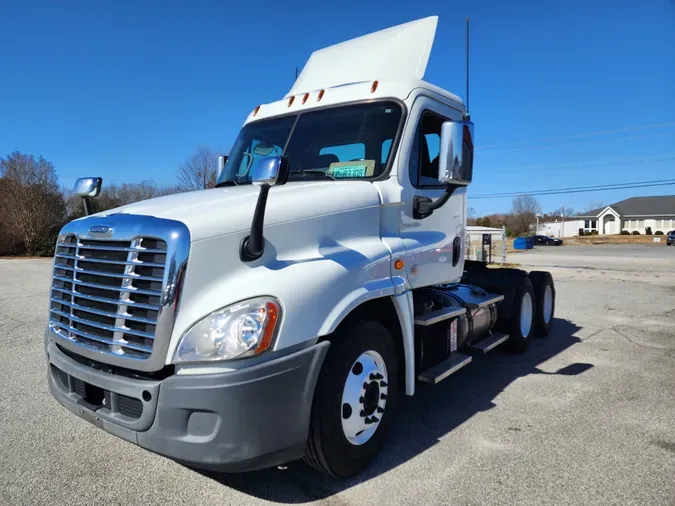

{"left": 507, "top": 271, "right": 556, "bottom": 352}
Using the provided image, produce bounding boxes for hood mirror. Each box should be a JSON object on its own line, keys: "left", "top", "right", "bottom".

{"left": 73, "top": 177, "right": 102, "bottom": 198}
{"left": 72, "top": 177, "right": 103, "bottom": 216}
{"left": 251, "top": 156, "right": 289, "bottom": 187}
{"left": 240, "top": 155, "right": 289, "bottom": 263}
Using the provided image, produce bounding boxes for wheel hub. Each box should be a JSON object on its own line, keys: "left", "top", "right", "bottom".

{"left": 362, "top": 381, "right": 380, "bottom": 416}
{"left": 341, "top": 350, "right": 388, "bottom": 446}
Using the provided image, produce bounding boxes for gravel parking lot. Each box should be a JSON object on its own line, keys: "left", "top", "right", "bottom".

{"left": 1, "top": 246, "right": 674, "bottom": 506}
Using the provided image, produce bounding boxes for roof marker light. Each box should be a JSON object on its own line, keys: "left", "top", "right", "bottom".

{"left": 371, "top": 80, "right": 379, "bottom": 93}
{"left": 253, "top": 105, "right": 261, "bottom": 116}
{"left": 302, "top": 93, "right": 309, "bottom": 104}
{"left": 288, "top": 96, "right": 295, "bottom": 107}
{"left": 317, "top": 89, "right": 325, "bottom": 101}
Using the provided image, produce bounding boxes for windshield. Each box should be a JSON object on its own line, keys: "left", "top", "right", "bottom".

{"left": 218, "top": 101, "right": 403, "bottom": 185}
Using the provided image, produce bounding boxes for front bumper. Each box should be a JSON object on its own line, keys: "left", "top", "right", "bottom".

{"left": 46, "top": 339, "right": 329, "bottom": 472}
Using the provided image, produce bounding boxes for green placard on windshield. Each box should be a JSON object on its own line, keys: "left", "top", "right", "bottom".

{"left": 332, "top": 164, "right": 367, "bottom": 178}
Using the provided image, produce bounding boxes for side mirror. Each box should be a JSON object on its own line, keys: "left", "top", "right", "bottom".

{"left": 72, "top": 177, "right": 102, "bottom": 216}
{"left": 251, "top": 156, "right": 289, "bottom": 187}
{"left": 216, "top": 155, "right": 228, "bottom": 180}
{"left": 73, "top": 177, "right": 102, "bottom": 198}
{"left": 438, "top": 121, "right": 474, "bottom": 186}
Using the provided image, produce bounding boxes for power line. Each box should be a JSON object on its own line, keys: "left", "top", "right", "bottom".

{"left": 469, "top": 179, "right": 675, "bottom": 199}
{"left": 485, "top": 154, "right": 675, "bottom": 175}
{"left": 476, "top": 121, "right": 675, "bottom": 151}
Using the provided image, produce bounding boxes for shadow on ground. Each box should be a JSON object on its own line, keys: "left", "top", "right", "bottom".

{"left": 196, "top": 318, "right": 586, "bottom": 503}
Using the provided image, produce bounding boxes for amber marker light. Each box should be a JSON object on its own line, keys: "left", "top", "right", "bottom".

{"left": 254, "top": 302, "right": 280, "bottom": 355}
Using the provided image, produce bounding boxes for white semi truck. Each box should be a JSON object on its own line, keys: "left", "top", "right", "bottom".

{"left": 45, "top": 16, "right": 556, "bottom": 478}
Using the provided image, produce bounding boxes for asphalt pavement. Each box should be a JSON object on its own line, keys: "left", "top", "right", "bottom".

{"left": 1, "top": 247, "right": 674, "bottom": 506}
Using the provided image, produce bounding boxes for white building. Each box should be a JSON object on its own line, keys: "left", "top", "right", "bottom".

{"left": 576, "top": 196, "right": 675, "bottom": 235}
{"left": 536, "top": 219, "right": 584, "bottom": 238}
{"left": 538, "top": 195, "right": 675, "bottom": 237}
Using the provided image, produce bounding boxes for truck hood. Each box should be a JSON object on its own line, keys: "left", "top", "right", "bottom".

{"left": 93, "top": 181, "right": 382, "bottom": 241}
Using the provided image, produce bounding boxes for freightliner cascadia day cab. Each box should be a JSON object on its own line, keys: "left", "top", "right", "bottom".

{"left": 45, "top": 16, "right": 556, "bottom": 477}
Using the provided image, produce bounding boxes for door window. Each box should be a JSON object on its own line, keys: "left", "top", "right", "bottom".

{"left": 409, "top": 111, "right": 448, "bottom": 188}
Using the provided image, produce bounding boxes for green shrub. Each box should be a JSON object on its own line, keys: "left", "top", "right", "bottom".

{"left": 645, "top": 227, "right": 653, "bottom": 235}
{"left": 632, "top": 230, "right": 640, "bottom": 235}
{"left": 655, "top": 230, "right": 664, "bottom": 235}
{"left": 590, "top": 230, "right": 598, "bottom": 235}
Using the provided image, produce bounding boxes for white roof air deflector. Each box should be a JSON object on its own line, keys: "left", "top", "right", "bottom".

{"left": 287, "top": 16, "right": 438, "bottom": 98}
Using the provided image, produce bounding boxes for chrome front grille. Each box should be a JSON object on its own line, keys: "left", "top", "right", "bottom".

{"left": 49, "top": 235, "right": 168, "bottom": 361}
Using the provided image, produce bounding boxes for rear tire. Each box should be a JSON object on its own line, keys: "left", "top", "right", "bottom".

{"left": 506, "top": 277, "right": 535, "bottom": 353}
{"left": 304, "top": 320, "right": 399, "bottom": 477}
{"left": 528, "top": 271, "right": 555, "bottom": 337}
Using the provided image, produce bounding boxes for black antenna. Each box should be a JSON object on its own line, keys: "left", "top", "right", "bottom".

{"left": 295, "top": 66, "right": 299, "bottom": 80}
{"left": 465, "top": 16, "right": 470, "bottom": 120}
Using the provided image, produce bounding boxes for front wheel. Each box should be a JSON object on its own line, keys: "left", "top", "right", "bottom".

{"left": 304, "top": 320, "right": 399, "bottom": 477}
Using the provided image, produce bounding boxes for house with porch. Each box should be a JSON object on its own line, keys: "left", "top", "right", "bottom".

{"left": 576, "top": 195, "right": 675, "bottom": 235}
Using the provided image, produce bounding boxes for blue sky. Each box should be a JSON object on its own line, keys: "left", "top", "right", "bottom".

{"left": 1, "top": 0, "right": 673, "bottom": 215}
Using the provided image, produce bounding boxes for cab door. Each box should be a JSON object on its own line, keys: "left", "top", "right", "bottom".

{"left": 399, "top": 96, "right": 467, "bottom": 288}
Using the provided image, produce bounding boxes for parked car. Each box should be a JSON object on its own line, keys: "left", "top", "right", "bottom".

{"left": 667, "top": 231, "right": 675, "bottom": 246}
{"left": 534, "top": 235, "right": 563, "bottom": 246}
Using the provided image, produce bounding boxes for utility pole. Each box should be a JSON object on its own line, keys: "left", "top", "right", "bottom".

{"left": 561, "top": 209, "right": 565, "bottom": 238}
{"left": 536, "top": 213, "right": 540, "bottom": 235}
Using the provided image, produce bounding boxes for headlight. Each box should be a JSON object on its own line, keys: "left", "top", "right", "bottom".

{"left": 174, "top": 297, "right": 280, "bottom": 363}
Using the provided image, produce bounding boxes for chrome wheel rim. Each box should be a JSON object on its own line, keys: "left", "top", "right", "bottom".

{"left": 520, "top": 292, "right": 533, "bottom": 337}
{"left": 543, "top": 285, "right": 553, "bottom": 324}
{"left": 341, "top": 350, "right": 388, "bottom": 446}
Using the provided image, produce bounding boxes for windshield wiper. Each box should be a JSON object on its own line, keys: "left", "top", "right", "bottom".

{"left": 294, "top": 169, "right": 335, "bottom": 180}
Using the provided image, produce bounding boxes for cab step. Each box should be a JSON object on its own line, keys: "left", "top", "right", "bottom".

{"left": 414, "top": 306, "right": 466, "bottom": 327}
{"left": 470, "top": 332, "right": 510, "bottom": 353}
{"left": 418, "top": 353, "right": 472, "bottom": 384}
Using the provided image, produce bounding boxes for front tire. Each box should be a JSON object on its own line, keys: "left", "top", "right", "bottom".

{"left": 304, "top": 320, "right": 399, "bottom": 477}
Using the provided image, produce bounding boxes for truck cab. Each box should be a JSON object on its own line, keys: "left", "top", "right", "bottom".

{"left": 45, "top": 16, "right": 556, "bottom": 478}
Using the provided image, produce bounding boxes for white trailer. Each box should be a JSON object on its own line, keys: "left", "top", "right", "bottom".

{"left": 44, "top": 16, "right": 556, "bottom": 478}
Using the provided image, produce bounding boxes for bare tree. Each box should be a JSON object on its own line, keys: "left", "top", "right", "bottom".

{"left": 0, "top": 151, "right": 65, "bottom": 255}
{"left": 511, "top": 194, "right": 540, "bottom": 235}
{"left": 555, "top": 206, "right": 575, "bottom": 218}
{"left": 585, "top": 201, "right": 605, "bottom": 212}
{"left": 178, "top": 148, "right": 218, "bottom": 191}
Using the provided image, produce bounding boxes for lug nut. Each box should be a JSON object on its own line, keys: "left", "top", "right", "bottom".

{"left": 364, "top": 417, "right": 373, "bottom": 425}
{"left": 380, "top": 393, "right": 387, "bottom": 400}
{"left": 360, "top": 410, "right": 366, "bottom": 417}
